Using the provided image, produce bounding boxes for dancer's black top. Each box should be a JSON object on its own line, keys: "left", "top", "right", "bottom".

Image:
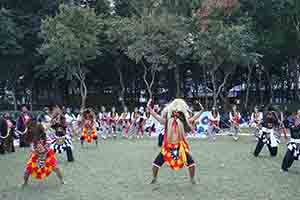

{"left": 288, "top": 118, "right": 300, "bottom": 139}
{"left": 262, "top": 112, "right": 278, "bottom": 129}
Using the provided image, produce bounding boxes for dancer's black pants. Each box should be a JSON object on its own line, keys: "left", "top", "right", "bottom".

{"left": 254, "top": 138, "right": 278, "bottom": 157}
{"left": 281, "top": 150, "right": 295, "bottom": 171}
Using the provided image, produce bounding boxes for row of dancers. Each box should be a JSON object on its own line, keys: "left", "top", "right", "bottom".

{"left": 0, "top": 100, "right": 299, "bottom": 187}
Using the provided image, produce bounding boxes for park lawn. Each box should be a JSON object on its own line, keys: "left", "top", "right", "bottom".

{"left": 0, "top": 136, "right": 300, "bottom": 200}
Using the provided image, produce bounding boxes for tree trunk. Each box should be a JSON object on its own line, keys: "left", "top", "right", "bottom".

{"left": 294, "top": 58, "right": 300, "bottom": 101}
{"left": 258, "top": 69, "right": 263, "bottom": 105}
{"left": 245, "top": 64, "right": 253, "bottom": 110}
{"left": 80, "top": 79, "right": 87, "bottom": 110}
{"left": 74, "top": 64, "right": 87, "bottom": 110}
{"left": 265, "top": 70, "right": 273, "bottom": 104}
{"left": 142, "top": 62, "right": 156, "bottom": 100}
{"left": 11, "top": 89, "right": 17, "bottom": 111}
{"left": 211, "top": 72, "right": 217, "bottom": 107}
{"left": 117, "top": 67, "right": 126, "bottom": 108}
{"left": 174, "top": 64, "right": 181, "bottom": 97}
{"left": 210, "top": 70, "right": 230, "bottom": 108}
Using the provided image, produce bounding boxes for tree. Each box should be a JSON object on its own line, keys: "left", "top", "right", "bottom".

{"left": 126, "top": 16, "right": 168, "bottom": 99}
{"left": 193, "top": 20, "right": 257, "bottom": 107}
{"left": 38, "top": 4, "right": 103, "bottom": 109}
{"left": 0, "top": 8, "right": 24, "bottom": 110}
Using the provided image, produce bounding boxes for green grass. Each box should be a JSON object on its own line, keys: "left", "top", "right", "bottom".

{"left": 1, "top": 136, "right": 300, "bottom": 200}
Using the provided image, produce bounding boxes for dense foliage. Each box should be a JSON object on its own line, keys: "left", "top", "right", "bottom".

{"left": 0, "top": 0, "right": 299, "bottom": 111}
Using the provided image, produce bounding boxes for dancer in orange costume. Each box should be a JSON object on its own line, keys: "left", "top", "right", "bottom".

{"left": 80, "top": 109, "right": 98, "bottom": 146}
{"left": 148, "top": 99, "right": 204, "bottom": 184}
{"left": 22, "top": 122, "right": 64, "bottom": 187}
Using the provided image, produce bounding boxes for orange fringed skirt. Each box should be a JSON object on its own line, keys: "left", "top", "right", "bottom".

{"left": 161, "top": 141, "right": 191, "bottom": 171}
{"left": 25, "top": 150, "right": 57, "bottom": 180}
{"left": 81, "top": 127, "right": 97, "bottom": 143}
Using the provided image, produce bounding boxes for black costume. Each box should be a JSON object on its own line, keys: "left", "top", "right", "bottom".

{"left": 49, "top": 114, "right": 74, "bottom": 162}
{"left": 16, "top": 112, "right": 31, "bottom": 147}
{"left": 281, "top": 116, "right": 300, "bottom": 172}
{"left": 254, "top": 112, "right": 280, "bottom": 157}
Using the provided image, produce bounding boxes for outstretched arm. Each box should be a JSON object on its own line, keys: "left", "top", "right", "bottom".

{"left": 190, "top": 102, "right": 204, "bottom": 123}
{"left": 148, "top": 107, "right": 166, "bottom": 125}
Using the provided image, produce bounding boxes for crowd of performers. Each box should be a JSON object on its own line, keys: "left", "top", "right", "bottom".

{"left": 1, "top": 100, "right": 300, "bottom": 186}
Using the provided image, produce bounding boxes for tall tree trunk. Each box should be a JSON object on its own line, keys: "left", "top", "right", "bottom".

{"left": 117, "top": 66, "right": 126, "bottom": 108}
{"left": 245, "top": 64, "right": 253, "bottom": 110}
{"left": 174, "top": 64, "right": 181, "bottom": 97}
{"left": 265, "top": 70, "right": 273, "bottom": 104}
{"left": 210, "top": 70, "right": 230, "bottom": 107}
{"left": 211, "top": 72, "right": 217, "bottom": 107}
{"left": 203, "top": 66, "right": 209, "bottom": 108}
{"left": 75, "top": 64, "right": 87, "bottom": 110}
{"left": 12, "top": 88, "right": 17, "bottom": 111}
{"left": 80, "top": 79, "right": 87, "bottom": 110}
{"left": 258, "top": 68, "right": 263, "bottom": 105}
{"left": 294, "top": 58, "right": 300, "bottom": 101}
{"left": 142, "top": 62, "right": 156, "bottom": 99}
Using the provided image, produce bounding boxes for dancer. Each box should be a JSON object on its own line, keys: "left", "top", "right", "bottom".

{"left": 148, "top": 99, "right": 204, "bottom": 184}
{"left": 2, "top": 113, "right": 16, "bottom": 153}
{"left": 65, "top": 107, "right": 77, "bottom": 137}
{"left": 16, "top": 105, "right": 32, "bottom": 147}
{"left": 229, "top": 105, "right": 241, "bottom": 141}
{"left": 108, "top": 107, "right": 119, "bottom": 138}
{"left": 250, "top": 106, "right": 263, "bottom": 138}
{"left": 207, "top": 107, "right": 220, "bottom": 142}
{"left": 254, "top": 109, "right": 280, "bottom": 157}
{"left": 144, "top": 111, "right": 156, "bottom": 137}
{"left": 49, "top": 106, "right": 74, "bottom": 162}
{"left": 98, "top": 106, "right": 109, "bottom": 139}
{"left": 0, "top": 117, "right": 13, "bottom": 154}
{"left": 118, "top": 106, "right": 131, "bottom": 138}
{"left": 22, "top": 121, "right": 64, "bottom": 187}
{"left": 279, "top": 109, "right": 289, "bottom": 140}
{"left": 80, "top": 108, "right": 98, "bottom": 146}
{"left": 281, "top": 110, "right": 300, "bottom": 172}
{"left": 129, "top": 110, "right": 145, "bottom": 139}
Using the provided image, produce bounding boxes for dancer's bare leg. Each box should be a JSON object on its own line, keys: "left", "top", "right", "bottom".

{"left": 151, "top": 165, "right": 159, "bottom": 184}
{"left": 22, "top": 172, "right": 30, "bottom": 188}
{"left": 53, "top": 168, "right": 64, "bottom": 184}
{"left": 188, "top": 165, "right": 196, "bottom": 184}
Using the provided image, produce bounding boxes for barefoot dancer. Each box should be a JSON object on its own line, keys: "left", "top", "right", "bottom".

{"left": 250, "top": 106, "right": 263, "bottom": 138}
{"left": 229, "top": 105, "right": 241, "bottom": 141}
{"left": 49, "top": 106, "right": 74, "bottom": 162}
{"left": 281, "top": 110, "right": 300, "bottom": 173}
{"left": 22, "top": 122, "right": 64, "bottom": 187}
{"left": 254, "top": 110, "right": 280, "bottom": 157}
{"left": 148, "top": 99, "right": 204, "bottom": 184}
{"left": 207, "top": 107, "right": 220, "bottom": 142}
{"left": 80, "top": 109, "right": 98, "bottom": 147}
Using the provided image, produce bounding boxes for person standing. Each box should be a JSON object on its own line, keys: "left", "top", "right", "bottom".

{"left": 207, "top": 107, "right": 220, "bottom": 142}
{"left": 254, "top": 109, "right": 280, "bottom": 157}
{"left": 250, "top": 106, "right": 263, "bottom": 138}
{"left": 16, "top": 105, "right": 32, "bottom": 147}
{"left": 281, "top": 110, "right": 300, "bottom": 173}
{"left": 229, "top": 105, "right": 241, "bottom": 141}
{"left": 148, "top": 99, "right": 204, "bottom": 184}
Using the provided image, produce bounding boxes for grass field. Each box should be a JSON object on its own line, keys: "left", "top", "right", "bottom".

{"left": 1, "top": 136, "right": 300, "bottom": 200}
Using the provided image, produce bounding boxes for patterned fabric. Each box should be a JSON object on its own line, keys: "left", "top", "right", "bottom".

{"left": 258, "top": 127, "right": 280, "bottom": 147}
{"left": 50, "top": 135, "right": 72, "bottom": 154}
{"left": 81, "top": 127, "right": 97, "bottom": 143}
{"left": 25, "top": 150, "right": 57, "bottom": 180}
{"left": 161, "top": 141, "right": 190, "bottom": 171}
{"left": 287, "top": 141, "right": 300, "bottom": 160}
